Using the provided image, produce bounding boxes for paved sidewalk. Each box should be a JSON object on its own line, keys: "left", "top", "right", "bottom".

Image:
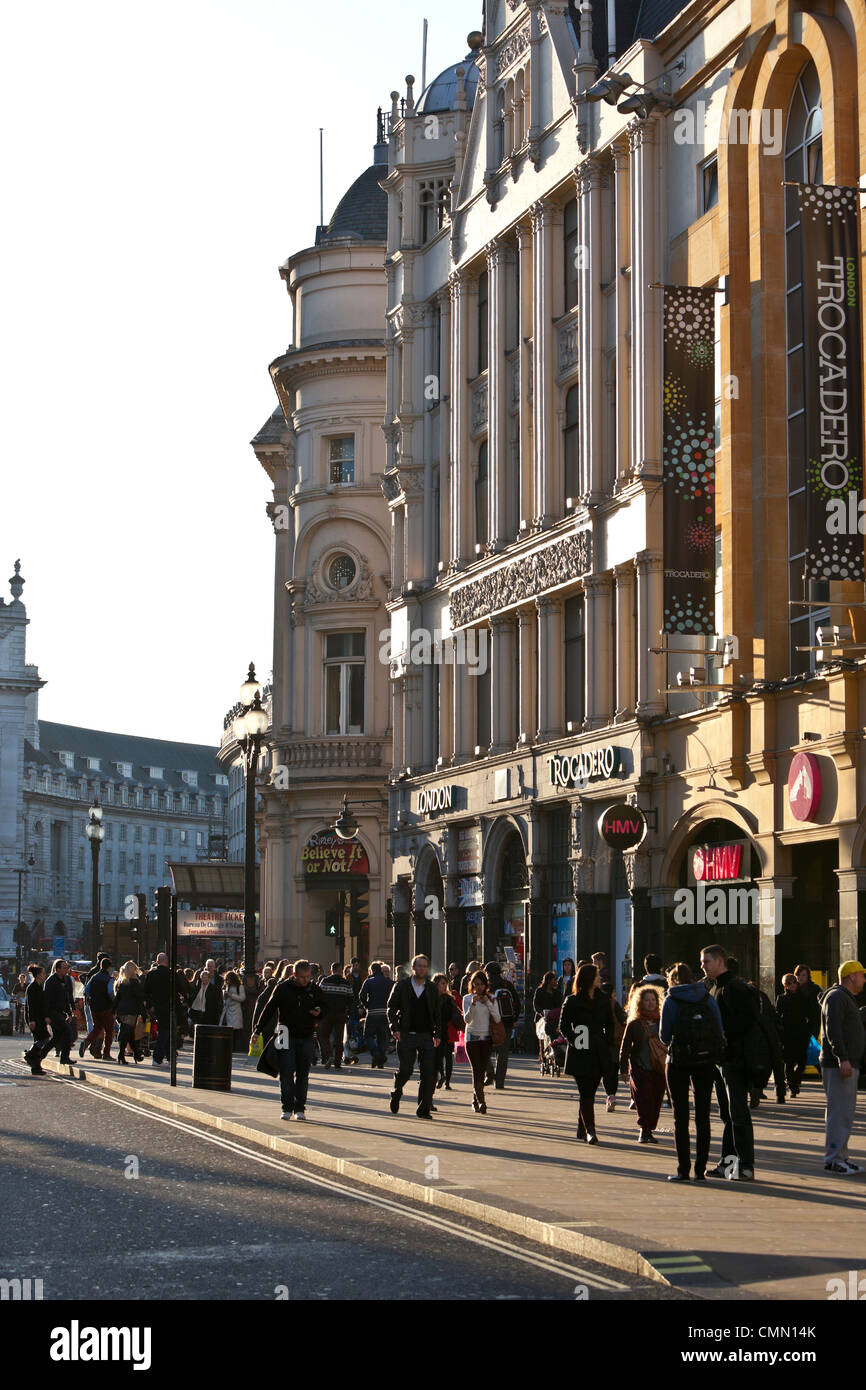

{"left": 18, "top": 1039, "right": 865, "bottom": 1301}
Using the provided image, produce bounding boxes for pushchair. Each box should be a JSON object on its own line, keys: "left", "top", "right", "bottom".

{"left": 537, "top": 1007, "right": 566, "bottom": 1077}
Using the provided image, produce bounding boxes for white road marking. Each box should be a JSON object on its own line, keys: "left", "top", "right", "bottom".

{"left": 58, "top": 1076, "right": 635, "bottom": 1291}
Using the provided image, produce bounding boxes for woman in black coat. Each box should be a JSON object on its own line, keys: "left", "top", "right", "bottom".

{"left": 189, "top": 968, "right": 223, "bottom": 1028}
{"left": 114, "top": 962, "right": 146, "bottom": 1065}
{"left": 560, "top": 962, "right": 612, "bottom": 1144}
{"left": 776, "top": 974, "right": 811, "bottom": 1097}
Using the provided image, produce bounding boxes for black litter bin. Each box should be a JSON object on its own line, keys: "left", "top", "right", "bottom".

{"left": 192, "top": 1025, "right": 234, "bottom": 1091}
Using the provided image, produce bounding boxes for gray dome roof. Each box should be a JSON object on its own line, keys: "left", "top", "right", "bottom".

{"left": 416, "top": 52, "right": 480, "bottom": 114}
{"left": 316, "top": 163, "right": 387, "bottom": 246}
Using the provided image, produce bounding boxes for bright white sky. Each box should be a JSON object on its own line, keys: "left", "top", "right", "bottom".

{"left": 1, "top": 0, "right": 478, "bottom": 745}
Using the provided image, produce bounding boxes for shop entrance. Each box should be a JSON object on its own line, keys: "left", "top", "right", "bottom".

{"left": 495, "top": 830, "right": 528, "bottom": 1023}
{"left": 666, "top": 818, "right": 761, "bottom": 982}
{"left": 782, "top": 840, "right": 839, "bottom": 984}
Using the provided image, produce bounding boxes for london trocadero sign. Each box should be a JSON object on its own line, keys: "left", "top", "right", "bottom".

{"left": 548, "top": 745, "right": 621, "bottom": 788}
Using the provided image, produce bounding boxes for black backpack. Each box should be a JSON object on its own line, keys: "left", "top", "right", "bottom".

{"left": 670, "top": 990, "right": 724, "bottom": 1067}
{"left": 493, "top": 987, "right": 517, "bottom": 1025}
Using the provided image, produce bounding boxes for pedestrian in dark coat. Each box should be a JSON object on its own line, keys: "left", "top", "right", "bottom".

{"left": 23, "top": 965, "right": 49, "bottom": 1075}
{"left": 43, "top": 959, "right": 75, "bottom": 1065}
{"left": 776, "top": 974, "right": 811, "bottom": 1096}
{"left": 561, "top": 962, "right": 613, "bottom": 1144}
{"left": 114, "top": 962, "right": 146, "bottom": 1065}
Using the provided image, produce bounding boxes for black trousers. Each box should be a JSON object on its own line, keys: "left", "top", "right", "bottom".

{"left": 394, "top": 1032, "right": 436, "bottom": 1112}
{"left": 714, "top": 1061, "right": 755, "bottom": 1171}
{"left": 667, "top": 1063, "right": 714, "bottom": 1177}
{"left": 47, "top": 1015, "right": 73, "bottom": 1063}
{"left": 437, "top": 1041, "right": 455, "bottom": 1083}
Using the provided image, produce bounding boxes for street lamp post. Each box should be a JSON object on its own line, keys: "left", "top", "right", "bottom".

{"left": 85, "top": 798, "right": 105, "bottom": 962}
{"left": 14, "top": 855, "right": 35, "bottom": 973}
{"left": 233, "top": 663, "right": 269, "bottom": 999}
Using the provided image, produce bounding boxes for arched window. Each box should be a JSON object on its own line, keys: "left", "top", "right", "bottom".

{"left": 563, "top": 197, "right": 578, "bottom": 310}
{"left": 495, "top": 88, "right": 506, "bottom": 166}
{"left": 504, "top": 78, "right": 515, "bottom": 155}
{"left": 514, "top": 69, "right": 525, "bottom": 148}
{"left": 784, "top": 62, "right": 824, "bottom": 675}
{"left": 564, "top": 384, "right": 580, "bottom": 504}
{"left": 475, "top": 440, "right": 489, "bottom": 548}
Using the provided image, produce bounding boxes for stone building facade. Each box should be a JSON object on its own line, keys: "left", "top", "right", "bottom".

{"left": 383, "top": 0, "right": 866, "bottom": 1007}
{"left": 253, "top": 139, "right": 391, "bottom": 967}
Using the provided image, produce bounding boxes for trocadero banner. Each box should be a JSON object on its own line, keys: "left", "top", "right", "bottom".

{"left": 798, "top": 183, "right": 863, "bottom": 581}
{"left": 662, "top": 286, "right": 717, "bottom": 634}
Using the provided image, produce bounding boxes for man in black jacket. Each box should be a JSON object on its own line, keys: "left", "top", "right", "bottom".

{"left": 43, "top": 959, "right": 75, "bottom": 1066}
{"left": 794, "top": 964, "right": 822, "bottom": 1040}
{"left": 254, "top": 960, "right": 325, "bottom": 1120}
{"left": 144, "top": 954, "right": 186, "bottom": 1067}
{"left": 79, "top": 958, "right": 115, "bottom": 1061}
{"left": 701, "top": 944, "right": 760, "bottom": 1180}
{"left": 317, "top": 962, "right": 354, "bottom": 1068}
{"left": 22, "top": 964, "right": 49, "bottom": 1075}
{"left": 386, "top": 954, "right": 440, "bottom": 1118}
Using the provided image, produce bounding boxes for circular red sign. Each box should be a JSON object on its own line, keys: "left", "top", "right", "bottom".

{"left": 788, "top": 752, "right": 821, "bottom": 822}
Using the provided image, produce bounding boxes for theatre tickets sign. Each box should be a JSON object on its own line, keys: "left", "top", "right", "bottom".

{"left": 797, "top": 183, "right": 863, "bottom": 580}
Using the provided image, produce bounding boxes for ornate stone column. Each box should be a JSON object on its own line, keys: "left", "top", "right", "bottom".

{"left": 612, "top": 141, "right": 631, "bottom": 485}
{"left": 490, "top": 613, "right": 517, "bottom": 752}
{"left": 634, "top": 550, "right": 665, "bottom": 716}
{"left": 453, "top": 659, "right": 473, "bottom": 764}
{"left": 536, "top": 594, "right": 565, "bottom": 743}
{"left": 517, "top": 605, "right": 537, "bottom": 744}
{"left": 575, "top": 158, "right": 605, "bottom": 502}
{"left": 438, "top": 655, "right": 454, "bottom": 765}
{"left": 437, "top": 286, "right": 452, "bottom": 570}
{"left": 516, "top": 221, "right": 533, "bottom": 530}
{"left": 583, "top": 573, "right": 612, "bottom": 727}
{"left": 530, "top": 200, "right": 559, "bottom": 528}
{"left": 487, "top": 240, "right": 508, "bottom": 550}
{"left": 449, "top": 272, "right": 470, "bottom": 569}
{"left": 613, "top": 561, "right": 635, "bottom": 720}
{"left": 628, "top": 117, "right": 663, "bottom": 480}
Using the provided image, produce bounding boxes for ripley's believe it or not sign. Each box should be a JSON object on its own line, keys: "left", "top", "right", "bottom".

{"left": 798, "top": 183, "right": 864, "bottom": 581}
{"left": 302, "top": 830, "right": 370, "bottom": 876}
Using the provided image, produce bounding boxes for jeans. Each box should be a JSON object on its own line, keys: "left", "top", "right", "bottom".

{"left": 822, "top": 1066, "right": 860, "bottom": 1162}
{"left": 317, "top": 1014, "right": 346, "bottom": 1066}
{"left": 364, "top": 1015, "right": 389, "bottom": 1065}
{"left": 466, "top": 1038, "right": 493, "bottom": 1099}
{"left": 394, "top": 1033, "right": 436, "bottom": 1113}
{"left": 714, "top": 1061, "right": 755, "bottom": 1171}
{"left": 667, "top": 1063, "right": 714, "bottom": 1177}
{"left": 83, "top": 1009, "right": 116, "bottom": 1058}
{"left": 487, "top": 1043, "right": 510, "bottom": 1087}
{"left": 277, "top": 1034, "right": 316, "bottom": 1113}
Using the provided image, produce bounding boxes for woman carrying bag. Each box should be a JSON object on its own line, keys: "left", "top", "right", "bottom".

{"left": 619, "top": 986, "right": 667, "bottom": 1143}
{"left": 114, "top": 961, "right": 146, "bottom": 1066}
{"left": 433, "top": 973, "right": 464, "bottom": 1091}
{"left": 462, "top": 970, "right": 502, "bottom": 1113}
{"left": 560, "top": 962, "right": 613, "bottom": 1144}
{"left": 220, "top": 971, "right": 247, "bottom": 1051}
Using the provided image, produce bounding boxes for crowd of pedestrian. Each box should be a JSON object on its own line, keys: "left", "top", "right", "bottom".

{"left": 13, "top": 942, "right": 864, "bottom": 1181}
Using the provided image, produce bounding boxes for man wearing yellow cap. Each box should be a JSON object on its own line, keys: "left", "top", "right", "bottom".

{"left": 819, "top": 961, "right": 866, "bottom": 1176}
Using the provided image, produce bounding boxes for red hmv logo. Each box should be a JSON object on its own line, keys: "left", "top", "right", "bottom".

{"left": 598, "top": 803, "right": 647, "bottom": 850}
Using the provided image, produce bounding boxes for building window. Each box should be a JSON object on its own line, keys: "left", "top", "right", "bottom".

{"left": 477, "top": 270, "right": 489, "bottom": 374}
{"left": 116, "top": 761, "right": 131, "bottom": 777}
{"left": 179, "top": 830, "right": 188, "bottom": 846}
{"left": 565, "top": 595, "right": 585, "bottom": 727}
{"left": 164, "top": 828, "right": 173, "bottom": 846}
{"left": 419, "top": 179, "right": 449, "bottom": 242}
{"left": 701, "top": 156, "right": 719, "bottom": 214}
{"left": 119, "top": 853, "right": 127, "bottom": 872}
{"left": 215, "top": 774, "right": 228, "bottom": 787}
{"left": 563, "top": 197, "right": 578, "bottom": 310}
{"left": 328, "top": 554, "right": 356, "bottom": 590}
{"left": 87, "top": 757, "right": 101, "bottom": 772}
{"left": 59, "top": 751, "right": 75, "bottom": 770}
{"left": 105, "top": 850, "right": 113, "bottom": 872}
{"left": 119, "top": 825, "right": 127, "bottom": 842}
{"left": 475, "top": 441, "right": 488, "bottom": 550}
{"left": 324, "top": 631, "right": 365, "bottom": 735}
{"left": 196, "top": 831, "right": 204, "bottom": 848}
{"left": 328, "top": 436, "right": 355, "bottom": 485}
{"left": 148, "top": 855, "right": 156, "bottom": 875}
{"left": 77, "top": 846, "right": 84, "bottom": 869}
{"left": 564, "top": 385, "right": 580, "bottom": 505}
{"left": 785, "top": 61, "right": 825, "bottom": 675}
{"left": 149, "top": 766, "right": 163, "bottom": 779}
{"left": 134, "top": 826, "right": 141, "bottom": 842}
{"left": 133, "top": 853, "right": 141, "bottom": 875}
{"left": 105, "top": 824, "right": 113, "bottom": 841}
{"left": 476, "top": 661, "right": 491, "bottom": 752}
{"left": 181, "top": 770, "right": 198, "bottom": 789}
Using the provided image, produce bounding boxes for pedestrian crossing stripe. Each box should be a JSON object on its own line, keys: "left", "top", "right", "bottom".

{"left": 650, "top": 1254, "right": 714, "bottom": 1273}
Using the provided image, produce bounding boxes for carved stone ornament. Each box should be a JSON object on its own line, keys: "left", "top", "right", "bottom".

{"left": 557, "top": 319, "right": 578, "bottom": 375}
{"left": 496, "top": 26, "right": 530, "bottom": 77}
{"left": 623, "top": 851, "right": 650, "bottom": 892}
{"left": 381, "top": 471, "right": 401, "bottom": 502}
{"left": 449, "top": 529, "right": 592, "bottom": 627}
{"left": 471, "top": 381, "right": 488, "bottom": 434}
{"left": 305, "top": 544, "right": 374, "bottom": 605}
{"left": 572, "top": 856, "right": 594, "bottom": 896}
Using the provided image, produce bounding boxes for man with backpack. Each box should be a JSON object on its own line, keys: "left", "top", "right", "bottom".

{"left": 700, "top": 944, "right": 760, "bottom": 1180}
{"left": 660, "top": 962, "right": 725, "bottom": 1181}
{"left": 483, "top": 960, "right": 521, "bottom": 1089}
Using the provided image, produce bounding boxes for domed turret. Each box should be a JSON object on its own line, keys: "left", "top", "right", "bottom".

{"left": 416, "top": 32, "right": 483, "bottom": 114}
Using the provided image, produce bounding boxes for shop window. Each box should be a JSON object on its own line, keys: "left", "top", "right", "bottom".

{"left": 325, "top": 631, "right": 366, "bottom": 735}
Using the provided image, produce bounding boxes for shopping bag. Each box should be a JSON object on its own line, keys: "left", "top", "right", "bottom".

{"left": 248, "top": 1033, "right": 264, "bottom": 1058}
{"left": 806, "top": 1035, "right": 820, "bottom": 1068}
{"left": 455, "top": 1031, "right": 469, "bottom": 1066}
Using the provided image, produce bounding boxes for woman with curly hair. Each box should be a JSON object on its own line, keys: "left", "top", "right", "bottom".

{"left": 619, "top": 985, "right": 667, "bottom": 1143}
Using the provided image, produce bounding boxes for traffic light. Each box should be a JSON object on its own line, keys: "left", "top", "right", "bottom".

{"left": 135, "top": 892, "right": 147, "bottom": 922}
{"left": 13, "top": 922, "right": 30, "bottom": 946}
{"left": 155, "top": 886, "right": 171, "bottom": 945}
{"left": 351, "top": 886, "right": 370, "bottom": 930}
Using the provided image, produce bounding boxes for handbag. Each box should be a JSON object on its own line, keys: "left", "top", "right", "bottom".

{"left": 647, "top": 1032, "right": 668, "bottom": 1075}
{"left": 609, "top": 992, "right": 625, "bottom": 1048}
{"left": 490, "top": 1012, "right": 507, "bottom": 1047}
{"left": 455, "top": 1032, "right": 469, "bottom": 1066}
{"left": 134, "top": 1018, "right": 146, "bottom": 1041}
{"left": 248, "top": 1033, "right": 264, "bottom": 1058}
{"left": 117, "top": 1013, "right": 137, "bottom": 1028}
{"left": 256, "top": 1035, "right": 281, "bottom": 1078}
